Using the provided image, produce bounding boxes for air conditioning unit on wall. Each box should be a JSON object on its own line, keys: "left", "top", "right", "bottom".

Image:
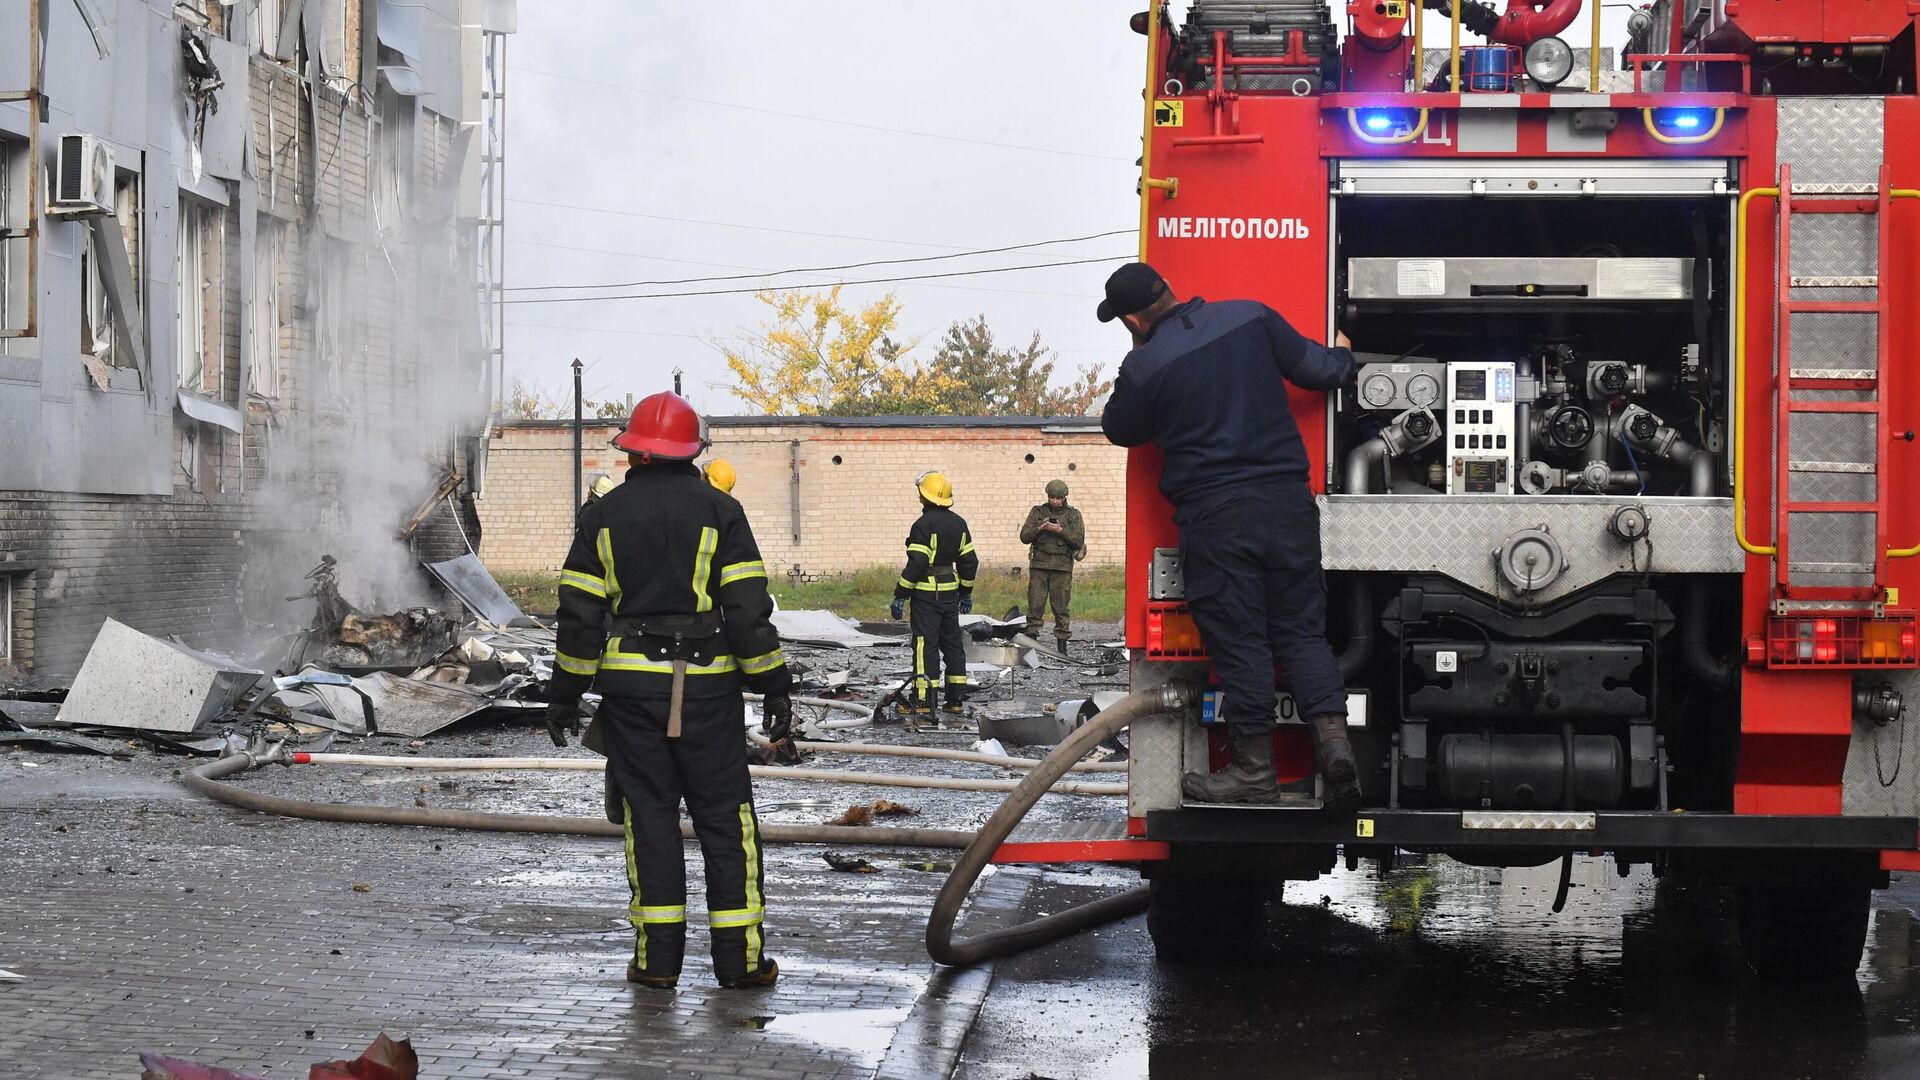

{"left": 51, "top": 133, "right": 114, "bottom": 216}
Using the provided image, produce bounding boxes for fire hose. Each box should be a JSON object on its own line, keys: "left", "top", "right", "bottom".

{"left": 182, "top": 750, "right": 979, "bottom": 848}
{"left": 926, "top": 685, "right": 1189, "bottom": 967}
{"left": 181, "top": 685, "right": 1187, "bottom": 966}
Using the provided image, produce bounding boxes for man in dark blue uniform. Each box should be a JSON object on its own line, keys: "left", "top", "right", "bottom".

{"left": 1098, "top": 262, "right": 1360, "bottom": 808}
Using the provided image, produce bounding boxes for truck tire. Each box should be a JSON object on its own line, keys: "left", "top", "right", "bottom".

{"left": 1147, "top": 876, "right": 1267, "bottom": 963}
{"left": 1736, "top": 884, "right": 1871, "bottom": 977}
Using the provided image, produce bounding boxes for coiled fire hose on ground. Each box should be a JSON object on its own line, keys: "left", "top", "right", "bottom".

{"left": 180, "top": 685, "right": 1185, "bottom": 964}
{"left": 926, "top": 685, "right": 1189, "bottom": 967}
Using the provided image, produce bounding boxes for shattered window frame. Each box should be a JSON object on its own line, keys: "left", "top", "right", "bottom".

{"left": 175, "top": 195, "right": 224, "bottom": 396}
{"left": 254, "top": 0, "right": 285, "bottom": 61}
{"left": 249, "top": 220, "right": 286, "bottom": 399}
{"left": 0, "top": 136, "right": 21, "bottom": 354}
{"left": 80, "top": 170, "right": 145, "bottom": 374}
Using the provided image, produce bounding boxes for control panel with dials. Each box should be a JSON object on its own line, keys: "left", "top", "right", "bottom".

{"left": 1352, "top": 356, "right": 1445, "bottom": 412}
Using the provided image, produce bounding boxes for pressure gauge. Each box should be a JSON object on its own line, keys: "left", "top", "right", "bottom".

{"left": 1525, "top": 36, "right": 1575, "bottom": 88}
{"left": 1407, "top": 373, "right": 1440, "bottom": 407}
{"left": 1361, "top": 373, "right": 1397, "bottom": 409}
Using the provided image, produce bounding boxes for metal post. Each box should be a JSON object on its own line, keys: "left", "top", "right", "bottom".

{"left": 672, "top": 366, "right": 683, "bottom": 395}
{"left": 572, "top": 358, "right": 584, "bottom": 509}
{"left": 789, "top": 439, "right": 801, "bottom": 544}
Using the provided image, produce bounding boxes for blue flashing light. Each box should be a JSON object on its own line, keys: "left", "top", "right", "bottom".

{"left": 1362, "top": 110, "right": 1393, "bottom": 133}
{"left": 1653, "top": 107, "right": 1713, "bottom": 134}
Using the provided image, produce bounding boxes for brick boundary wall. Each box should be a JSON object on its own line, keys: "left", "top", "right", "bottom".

{"left": 476, "top": 418, "right": 1128, "bottom": 582}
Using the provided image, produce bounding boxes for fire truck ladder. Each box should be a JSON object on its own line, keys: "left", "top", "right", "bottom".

{"left": 1737, "top": 164, "right": 1920, "bottom": 608}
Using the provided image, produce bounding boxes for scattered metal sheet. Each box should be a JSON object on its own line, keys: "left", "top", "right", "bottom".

{"left": 0, "top": 729, "right": 121, "bottom": 755}
{"left": 307, "top": 672, "right": 495, "bottom": 739}
{"left": 426, "top": 553, "right": 527, "bottom": 626}
{"left": 0, "top": 701, "right": 64, "bottom": 728}
{"left": 966, "top": 641, "right": 1031, "bottom": 668}
{"left": 772, "top": 610, "right": 898, "bottom": 649}
{"left": 57, "top": 619, "right": 262, "bottom": 733}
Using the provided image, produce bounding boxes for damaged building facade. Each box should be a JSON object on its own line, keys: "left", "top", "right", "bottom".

{"left": 0, "top": 0, "right": 514, "bottom": 677}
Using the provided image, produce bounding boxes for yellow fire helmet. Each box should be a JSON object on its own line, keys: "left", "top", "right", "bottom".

{"left": 916, "top": 471, "right": 954, "bottom": 506}
{"left": 589, "top": 473, "right": 616, "bottom": 499}
{"left": 704, "top": 458, "right": 737, "bottom": 494}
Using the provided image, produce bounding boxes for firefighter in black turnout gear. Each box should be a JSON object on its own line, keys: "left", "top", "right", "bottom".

{"left": 889, "top": 472, "right": 979, "bottom": 715}
{"left": 1098, "top": 262, "right": 1362, "bottom": 809}
{"left": 546, "top": 391, "right": 791, "bottom": 991}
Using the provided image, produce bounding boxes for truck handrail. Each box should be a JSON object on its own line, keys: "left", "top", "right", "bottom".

{"left": 1733, "top": 183, "right": 1781, "bottom": 557}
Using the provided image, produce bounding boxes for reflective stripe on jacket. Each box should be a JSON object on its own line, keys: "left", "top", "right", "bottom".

{"left": 553, "top": 463, "right": 790, "bottom": 702}
{"left": 894, "top": 506, "right": 979, "bottom": 598}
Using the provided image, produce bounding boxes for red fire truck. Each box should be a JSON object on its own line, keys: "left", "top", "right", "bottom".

{"left": 987, "top": 0, "right": 1920, "bottom": 974}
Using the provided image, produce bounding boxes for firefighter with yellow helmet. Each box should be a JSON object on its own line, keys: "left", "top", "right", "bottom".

{"left": 889, "top": 472, "right": 979, "bottom": 715}
{"left": 703, "top": 458, "right": 736, "bottom": 494}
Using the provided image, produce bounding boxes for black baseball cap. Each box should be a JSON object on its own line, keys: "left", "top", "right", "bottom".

{"left": 1096, "top": 262, "right": 1170, "bottom": 323}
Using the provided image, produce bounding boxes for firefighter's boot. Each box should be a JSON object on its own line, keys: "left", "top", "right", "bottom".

{"left": 625, "top": 961, "right": 677, "bottom": 990}
{"left": 1182, "top": 730, "right": 1284, "bottom": 804}
{"left": 717, "top": 957, "right": 779, "bottom": 989}
{"left": 1055, "top": 633, "right": 1071, "bottom": 656}
{"left": 1309, "top": 713, "right": 1361, "bottom": 811}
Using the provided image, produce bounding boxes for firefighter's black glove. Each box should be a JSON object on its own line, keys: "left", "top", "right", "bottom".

{"left": 761, "top": 694, "right": 794, "bottom": 744}
{"left": 958, "top": 593, "right": 972, "bottom": 615}
{"left": 889, "top": 597, "right": 906, "bottom": 621}
{"left": 546, "top": 697, "right": 583, "bottom": 748}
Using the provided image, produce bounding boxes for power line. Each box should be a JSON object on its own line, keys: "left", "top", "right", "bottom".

{"left": 514, "top": 66, "right": 1131, "bottom": 163}
{"left": 502, "top": 238, "right": 1111, "bottom": 299}
{"left": 506, "top": 196, "right": 979, "bottom": 250}
{"left": 501, "top": 255, "right": 1129, "bottom": 306}
{"left": 502, "top": 319, "right": 1123, "bottom": 355}
{"left": 505, "top": 229, "right": 1133, "bottom": 292}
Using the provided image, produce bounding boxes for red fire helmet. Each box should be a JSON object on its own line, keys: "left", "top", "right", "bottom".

{"left": 612, "top": 391, "right": 708, "bottom": 462}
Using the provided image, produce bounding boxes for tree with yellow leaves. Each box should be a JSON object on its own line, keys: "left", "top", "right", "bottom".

{"left": 718, "top": 288, "right": 955, "bottom": 415}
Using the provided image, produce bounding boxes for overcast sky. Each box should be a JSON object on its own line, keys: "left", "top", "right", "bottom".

{"left": 502, "top": 3, "right": 1639, "bottom": 415}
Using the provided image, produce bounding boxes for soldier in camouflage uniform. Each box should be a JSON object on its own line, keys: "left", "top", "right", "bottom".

{"left": 1019, "top": 479, "right": 1085, "bottom": 654}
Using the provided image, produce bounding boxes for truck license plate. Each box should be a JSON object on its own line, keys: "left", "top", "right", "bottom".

{"left": 1202, "top": 690, "right": 1368, "bottom": 728}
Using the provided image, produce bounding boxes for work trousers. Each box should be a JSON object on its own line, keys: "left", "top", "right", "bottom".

{"left": 909, "top": 583, "right": 968, "bottom": 707}
{"left": 599, "top": 693, "right": 768, "bottom": 984}
{"left": 1179, "top": 485, "right": 1347, "bottom": 735}
{"left": 1026, "top": 568, "right": 1073, "bottom": 641}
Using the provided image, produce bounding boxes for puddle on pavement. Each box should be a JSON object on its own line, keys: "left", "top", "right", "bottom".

{"left": 756, "top": 1006, "right": 911, "bottom": 1064}
{"left": 963, "top": 857, "right": 1920, "bottom": 1080}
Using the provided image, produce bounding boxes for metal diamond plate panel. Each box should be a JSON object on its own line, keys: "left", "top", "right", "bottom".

{"left": 1321, "top": 496, "right": 1743, "bottom": 602}
{"left": 1789, "top": 213, "right": 1877, "bottom": 279}
{"left": 1790, "top": 470, "right": 1875, "bottom": 504}
{"left": 1791, "top": 411, "right": 1877, "bottom": 464}
{"left": 1129, "top": 715, "right": 1185, "bottom": 817}
{"left": 1788, "top": 510, "right": 1876, "bottom": 586}
{"left": 1127, "top": 659, "right": 1199, "bottom": 816}
{"left": 1789, "top": 311, "right": 1878, "bottom": 374}
{"left": 1844, "top": 669, "right": 1920, "bottom": 817}
{"left": 1778, "top": 98, "right": 1884, "bottom": 188}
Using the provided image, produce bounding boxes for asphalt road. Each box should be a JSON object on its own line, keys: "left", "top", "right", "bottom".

{"left": 959, "top": 858, "right": 1920, "bottom": 1080}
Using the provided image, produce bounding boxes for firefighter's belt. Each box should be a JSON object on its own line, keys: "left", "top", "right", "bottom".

{"left": 609, "top": 613, "right": 722, "bottom": 738}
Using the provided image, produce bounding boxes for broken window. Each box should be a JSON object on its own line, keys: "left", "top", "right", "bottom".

{"left": 254, "top": 0, "right": 285, "bottom": 59}
{"left": 80, "top": 171, "right": 142, "bottom": 371}
{"left": 175, "top": 196, "right": 225, "bottom": 395}
{"left": 0, "top": 137, "right": 27, "bottom": 352}
{"left": 374, "top": 82, "right": 415, "bottom": 234}
{"left": 249, "top": 220, "right": 287, "bottom": 398}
